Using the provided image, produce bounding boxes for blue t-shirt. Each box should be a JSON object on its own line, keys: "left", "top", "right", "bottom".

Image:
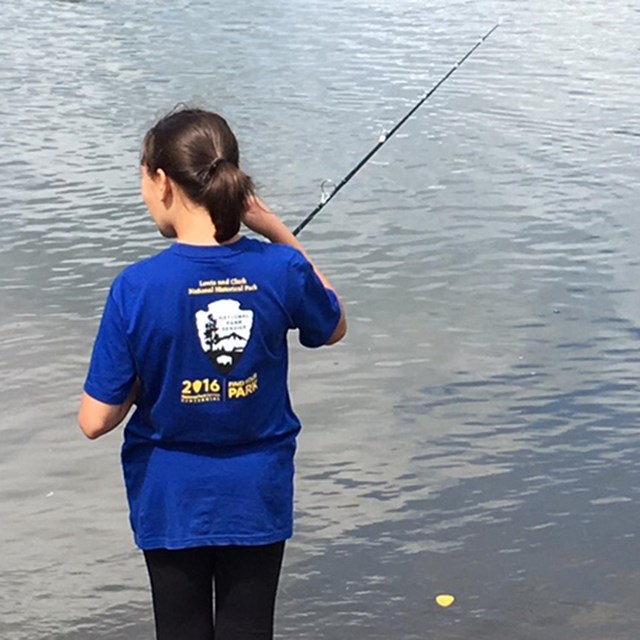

{"left": 84, "top": 237, "right": 341, "bottom": 550}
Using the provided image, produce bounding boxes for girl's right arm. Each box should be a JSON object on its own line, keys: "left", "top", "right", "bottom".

{"left": 78, "top": 379, "right": 140, "bottom": 439}
{"left": 243, "top": 196, "right": 347, "bottom": 344}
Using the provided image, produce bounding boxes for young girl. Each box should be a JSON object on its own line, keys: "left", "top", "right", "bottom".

{"left": 78, "top": 107, "right": 346, "bottom": 640}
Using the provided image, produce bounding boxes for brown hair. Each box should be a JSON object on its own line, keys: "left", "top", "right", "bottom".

{"left": 141, "top": 107, "right": 254, "bottom": 243}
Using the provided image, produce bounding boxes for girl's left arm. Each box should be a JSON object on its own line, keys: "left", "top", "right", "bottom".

{"left": 78, "top": 379, "right": 140, "bottom": 440}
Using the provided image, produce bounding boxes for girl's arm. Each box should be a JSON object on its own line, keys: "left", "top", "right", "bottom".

{"left": 78, "top": 379, "right": 140, "bottom": 440}
{"left": 243, "top": 196, "right": 347, "bottom": 344}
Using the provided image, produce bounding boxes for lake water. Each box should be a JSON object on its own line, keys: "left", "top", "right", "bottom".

{"left": 1, "top": 0, "right": 639, "bottom": 638}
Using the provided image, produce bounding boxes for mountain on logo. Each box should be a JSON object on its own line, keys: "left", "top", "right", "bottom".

{"left": 211, "top": 332, "right": 246, "bottom": 347}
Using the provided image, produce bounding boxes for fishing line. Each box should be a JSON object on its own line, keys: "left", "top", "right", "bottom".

{"left": 293, "top": 21, "right": 501, "bottom": 237}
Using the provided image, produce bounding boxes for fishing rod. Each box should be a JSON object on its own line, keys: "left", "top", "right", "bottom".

{"left": 293, "top": 21, "right": 501, "bottom": 237}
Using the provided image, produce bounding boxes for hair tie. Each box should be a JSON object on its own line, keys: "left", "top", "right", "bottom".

{"left": 206, "top": 157, "right": 225, "bottom": 179}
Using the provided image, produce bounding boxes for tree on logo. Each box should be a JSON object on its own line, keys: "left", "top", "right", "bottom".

{"left": 204, "top": 315, "right": 218, "bottom": 351}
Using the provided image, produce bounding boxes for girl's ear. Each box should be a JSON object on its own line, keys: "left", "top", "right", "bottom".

{"left": 155, "top": 168, "right": 172, "bottom": 204}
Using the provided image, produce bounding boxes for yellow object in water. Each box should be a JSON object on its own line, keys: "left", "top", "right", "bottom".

{"left": 435, "top": 594, "right": 455, "bottom": 608}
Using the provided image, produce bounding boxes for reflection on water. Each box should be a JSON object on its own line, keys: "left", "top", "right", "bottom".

{"left": 1, "top": 0, "right": 640, "bottom": 638}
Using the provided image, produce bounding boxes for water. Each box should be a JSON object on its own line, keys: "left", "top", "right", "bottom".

{"left": 1, "top": 0, "right": 639, "bottom": 637}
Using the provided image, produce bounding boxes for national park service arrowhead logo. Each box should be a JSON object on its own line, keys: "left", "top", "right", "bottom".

{"left": 195, "top": 300, "right": 253, "bottom": 374}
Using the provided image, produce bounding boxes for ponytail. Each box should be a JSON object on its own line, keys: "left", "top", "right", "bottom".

{"left": 200, "top": 159, "right": 254, "bottom": 243}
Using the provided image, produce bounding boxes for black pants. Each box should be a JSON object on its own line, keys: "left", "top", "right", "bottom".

{"left": 143, "top": 542, "right": 285, "bottom": 640}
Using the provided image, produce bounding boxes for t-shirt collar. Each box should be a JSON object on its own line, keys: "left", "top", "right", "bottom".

{"left": 170, "top": 236, "right": 251, "bottom": 258}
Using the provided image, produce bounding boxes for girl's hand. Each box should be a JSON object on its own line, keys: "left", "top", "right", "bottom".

{"left": 242, "top": 195, "right": 277, "bottom": 237}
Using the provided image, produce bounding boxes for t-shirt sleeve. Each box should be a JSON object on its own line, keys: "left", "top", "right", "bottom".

{"left": 84, "top": 284, "right": 137, "bottom": 404}
{"left": 290, "top": 254, "right": 342, "bottom": 348}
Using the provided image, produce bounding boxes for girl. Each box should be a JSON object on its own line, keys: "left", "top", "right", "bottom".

{"left": 78, "top": 107, "right": 346, "bottom": 640}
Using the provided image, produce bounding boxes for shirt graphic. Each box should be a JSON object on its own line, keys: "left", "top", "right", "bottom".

{"left": 195, "top": 299, "right": 254, "bottom": 374}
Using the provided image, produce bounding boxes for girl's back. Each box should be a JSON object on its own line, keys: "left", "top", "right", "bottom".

{"left": 88, "top": 237, "right": 337, "bottom": 449}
